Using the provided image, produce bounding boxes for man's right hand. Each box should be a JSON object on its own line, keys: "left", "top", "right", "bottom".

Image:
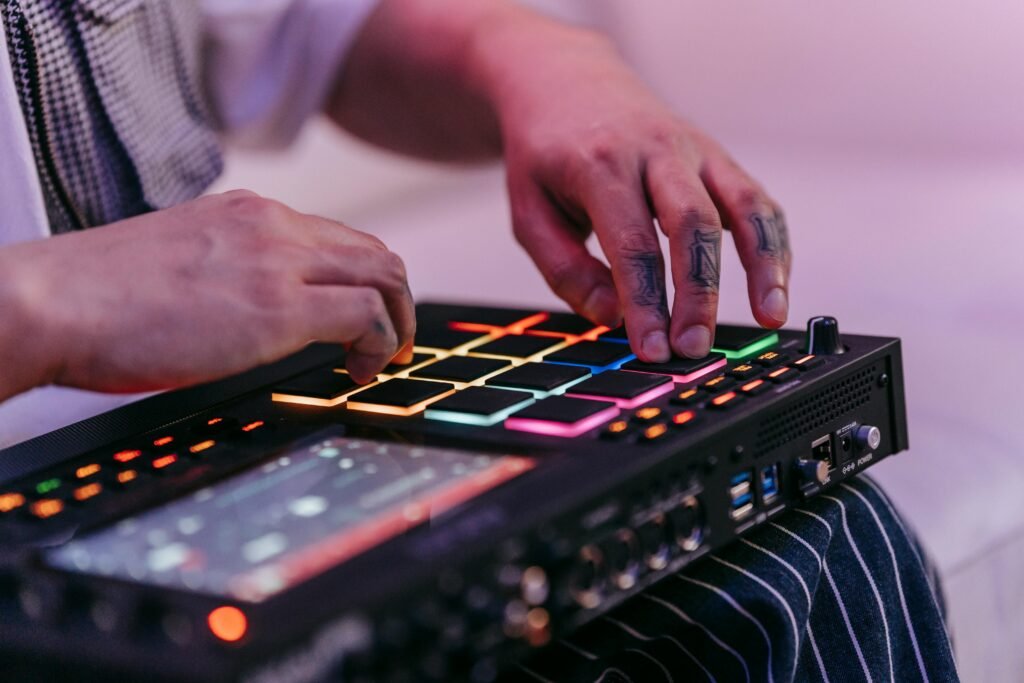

{"left": 0, "top": 190, "right": 414, "bottom": 402}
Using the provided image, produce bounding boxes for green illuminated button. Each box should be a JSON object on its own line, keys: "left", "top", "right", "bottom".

{"left": 425, "top": 387, "right": 535, "bottom": 426}
{"left": 35, "top": 478, "right": 63, "bottom": 496}
{"left": 711, "top": 325, "right": 780, "bottom": 360}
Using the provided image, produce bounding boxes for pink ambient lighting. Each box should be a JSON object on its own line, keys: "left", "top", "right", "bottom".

{"left": 505, "top": 406, "right": 621, "bottom": 438}
{"left": 567, "top": 381, "right": 676, "bottom": 409}
{"left": 622, "top": 357, "right": 727, "bottom": 385}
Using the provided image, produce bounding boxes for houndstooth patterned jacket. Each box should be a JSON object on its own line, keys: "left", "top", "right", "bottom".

{"left": 0, "top": 0, "right": 222, "bottom": 234}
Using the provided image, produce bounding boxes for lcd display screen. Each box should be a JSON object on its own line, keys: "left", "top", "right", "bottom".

{"left": 46, "top": 433, "right": 534, "bottom": 602}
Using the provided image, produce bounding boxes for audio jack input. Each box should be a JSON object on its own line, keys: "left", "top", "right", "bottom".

{"left": 669, "top": 495, "right": 704, "bottom": 552}
{"left": 601, "top": 529, "right": 642, "bottom": 591}
{"left": 568, "top": 545, "right": 607, "bottom": 609}
{"left": 637, "top": 513, "right": 672, "bottom": 571}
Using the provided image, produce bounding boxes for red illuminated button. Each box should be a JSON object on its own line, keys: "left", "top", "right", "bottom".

{"left": 708, "top": 391, "right": 740, "bottom": 410}
{"left": 671, "top": 410, "right": 697, "bottom": 427}
{"left": 113, "top": 449, "right": 143, "bottom": 465}
{"left": 208, "top": 606, "right": 248, "bottom": 643}
{"left": 240, "top": 420, "right": 266, "bottom": 434}
{"left": 792, "top": 354, "right": 824, "bottom": 371}
{"left": 153, "top": 436, "right": 175, "bottom": 449}
{"left": 739, "top": 379, "right": 770, "bottom": 396}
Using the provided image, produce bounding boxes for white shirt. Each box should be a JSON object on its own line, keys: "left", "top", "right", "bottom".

{"left": 0, "top": 0, "right": 376, "bottom": 448}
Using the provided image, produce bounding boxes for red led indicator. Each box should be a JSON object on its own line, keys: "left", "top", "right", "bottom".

{"left": 113, "top": 450, "right": 142, "bottom": 464}
{"left": 207, "top": 418, "right": 224, "bottom": 427}
{"left": 241, "top": 420, "right": 265, "bottom": 433}
{"left": 208, "top": 606, "right": 248, "bottom": 642}
{"left": 153, "top": 436, "right": 174, "bottom": 447}
{"left": 672, "top": 410, "right": 696, "bottom": 425}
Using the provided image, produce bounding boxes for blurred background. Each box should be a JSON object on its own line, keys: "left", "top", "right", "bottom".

{"left": 210, "top": 2, "right": 1024, "bottom": 679}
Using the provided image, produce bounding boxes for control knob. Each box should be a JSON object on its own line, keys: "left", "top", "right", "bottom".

{"left": 806, "top": 316, "right": 845, "bottom": 355}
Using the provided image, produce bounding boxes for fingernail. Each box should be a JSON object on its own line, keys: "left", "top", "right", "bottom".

{"left": 641, "top": 331, "right": 671, "bottom": 363}
{"left": 761, "top": 287, "right": 789, "bottom": 324}
{"left": 676, "top": 325, "right": 712, "bottom": 359}
{"left": 582, "top": 286, "right": 621, "bottom": 327}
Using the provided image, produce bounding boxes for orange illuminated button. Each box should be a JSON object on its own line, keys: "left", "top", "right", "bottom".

{"left": 602, "top": 419, "right": 632, "bottom": 440}
{"left": 708, "top": 391, "right": 740, "bottom": 410}
{"left": 632, "top": 407, "right": 664, "bottom": 423}
{"left": 792, "top": 354, "right": 824, "bottom": 371}
{"left": 740, "top": 379, "right": 770, "bottom": 396}
{"left": 754, "top": 350, "right": 788, "bottom": 367}
{"left": 151, "top": 454, "right": 179, "bottom": 472}
{"left": 116, "top": 469, "right": 140, "bottom": 486}
{"left": 671, "top": 410, "right": 697, "bottom": 427}
{"left": 208, "top": 606, "right": 248, "bottom": 643}
{"left": 75, "top": 463, "right": 101, "bottom": 480}
{"left": 153, "top": 436, "right": 175, "bottom": 448}
{"left": 642, "top": 423, "right": 669, "bottom": 441}
{"left": 113, "top": 449, "right": 143, "bottom": 465}
{"left": 701, "top": 374, "right": 736, "bottom": 393}
{"left": 728, "top": 363, "right": 761, "bottom": 380}
{"left": 0, "top": 493, "right": 26, "bottom": 514}
{"left": 72, "top": 483, "right": 103, "bottom": 503}
{"left": 767, "top": 366, "right": 796, "bottom": 383}
{"left": 30, "top": 498, "right": 64, "bottom": 520}
{"left": 670, "top": 388, "right": 700, "bottom": 406}
{"left": 189, "top": 440, "right": 216, "bottom": 455}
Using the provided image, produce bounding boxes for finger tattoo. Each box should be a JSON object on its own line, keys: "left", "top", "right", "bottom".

{"left": 749, "top": 213, "right": 790, "bottom": 260}
{"left": 626, "top": 251, "right": 669, "bottom": 314}
{"left": 688, "top": 229, "right": 721, "bottom": 291}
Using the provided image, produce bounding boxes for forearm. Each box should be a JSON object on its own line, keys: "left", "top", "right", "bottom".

{"left": 0, "top": 250, "right": 56, "bottom": 403}
{"left": 325, "top": 0, "right": 606, "bottom": 162}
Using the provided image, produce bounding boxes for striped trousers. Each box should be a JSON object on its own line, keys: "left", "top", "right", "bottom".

{"left": 503, "top": 476, "right": 958, "bottom": 683}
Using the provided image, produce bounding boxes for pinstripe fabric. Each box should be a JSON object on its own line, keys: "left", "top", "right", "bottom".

{"left": 503, "top": 477, "right": 958, "bottom": 683}
{"left": 0, "top": 0, "right": 221, "bottom": 234}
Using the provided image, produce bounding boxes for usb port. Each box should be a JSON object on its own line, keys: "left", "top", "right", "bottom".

{"left": 729, "top": 471, "right": 754, "bottom": 520}
{"left": 760, "top": 463, "right": 780, "bottom": 505}
{"left": 811, "top": 435, "right": 834, "bottom": 467}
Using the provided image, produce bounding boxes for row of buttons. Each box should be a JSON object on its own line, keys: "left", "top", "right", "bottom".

{"left": 0, "top": 417, "right": 270, "bottom": 522}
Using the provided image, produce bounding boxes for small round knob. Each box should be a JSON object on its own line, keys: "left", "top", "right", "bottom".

{"left": 855, "top": 425, "right": 882, "bottom": 451}
{"left": 806, "top": 316, "right": 845, "bottom": 355}
{"left": 795, "top": 459, "right": 829, "bottom": 486}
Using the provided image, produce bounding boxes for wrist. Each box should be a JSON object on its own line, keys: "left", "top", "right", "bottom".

{"left": 464, "top": 6, "right": 617, "bottom": 124}
{"left": 0, "top": 248, "right": 58, "bottom": 401}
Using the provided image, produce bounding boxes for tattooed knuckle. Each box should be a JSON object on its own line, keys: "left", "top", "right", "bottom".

{"left": 678, "top": 206, "right": 722, "bottom": 233}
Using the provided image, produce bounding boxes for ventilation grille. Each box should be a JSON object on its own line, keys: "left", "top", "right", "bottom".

{"left": 755, "top": 365, "right": 877, "bottom": 454}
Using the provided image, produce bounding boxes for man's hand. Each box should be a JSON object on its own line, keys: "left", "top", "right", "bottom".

{"left": 329, "top": 0, "right": 792, "bottom": 363}
{"left": 0, "top": 191, "right": 414, "bottom": 402}
{"left": 474, "top": 15, "right": 792, "bottom": 362}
